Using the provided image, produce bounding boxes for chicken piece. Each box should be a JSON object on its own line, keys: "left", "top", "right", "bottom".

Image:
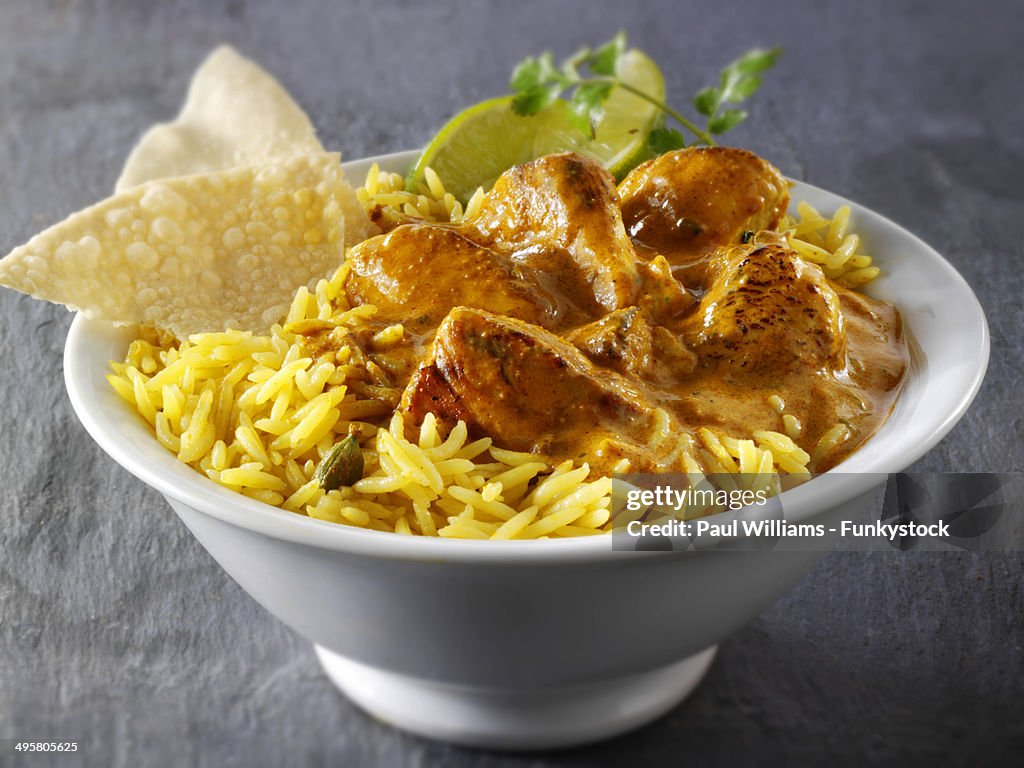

{"left": 470, "top": 153, "right": 642, "bottom": 315}
{"left": 401, "top": 307, "right": 686, "bottom": 473}
{"left": 683, "top": 241, "right": 845, "bottom": 379}
{"left": 344, "top": 224, "right": 558, "bottom": 332}
{"left": 618, "top": 147, "right": 789, "bottom": 268}
{"left": 634, "top": 254, "right": 697, "bottom": 326}
{"left": 565, "top": 307, "right": 697, "bottom": 385}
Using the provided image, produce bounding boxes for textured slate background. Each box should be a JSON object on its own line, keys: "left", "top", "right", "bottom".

{"left": 1, "top": 0, "right": 1022, "bottom": 765}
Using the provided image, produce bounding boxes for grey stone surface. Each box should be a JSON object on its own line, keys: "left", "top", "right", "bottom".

{"left": 1, "top": 0, "right": 1022, "bottom": 765}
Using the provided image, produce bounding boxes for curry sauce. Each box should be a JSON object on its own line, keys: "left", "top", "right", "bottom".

{"left": 302, "top": 148, "right": 908, "bottom": 475}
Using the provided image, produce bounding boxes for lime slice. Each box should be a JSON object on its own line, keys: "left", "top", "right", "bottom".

{"left": 406, "top": 50, "right": 666, "bottom": 201}
{"left": 404, "top": 96, "right": 582, "bottom": 202}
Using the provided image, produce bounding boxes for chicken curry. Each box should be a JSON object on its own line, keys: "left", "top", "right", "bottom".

{"left": 301, "top": 147, "right": 908, "bottom": 476}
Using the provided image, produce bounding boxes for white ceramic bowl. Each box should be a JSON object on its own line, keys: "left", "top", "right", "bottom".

{"left": 64, "top": 151, "right": 989, "bottom": 750}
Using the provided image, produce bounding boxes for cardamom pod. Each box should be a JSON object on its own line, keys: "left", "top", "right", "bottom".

{"left": 314, "top": 435, "right": 364, "bottom": 490}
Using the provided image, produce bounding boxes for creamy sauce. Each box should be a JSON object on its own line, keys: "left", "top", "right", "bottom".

{"left": 302, "top": 150, "right": 908, "bottom": 474}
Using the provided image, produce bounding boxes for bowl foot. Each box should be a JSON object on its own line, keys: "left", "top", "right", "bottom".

{"left": 314, "top": 644, "right": 717, "bottom": 750}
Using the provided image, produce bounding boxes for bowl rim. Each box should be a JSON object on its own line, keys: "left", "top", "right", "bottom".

{"left": 63, "top": 150, "right": 990, "bottom": 563}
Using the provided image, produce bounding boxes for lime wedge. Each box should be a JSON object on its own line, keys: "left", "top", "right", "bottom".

{"left": 404, "top": 96, "right": 583, "bottom": 202}
{"left": 406, "top": 50, "right": 666, "bottom": 201}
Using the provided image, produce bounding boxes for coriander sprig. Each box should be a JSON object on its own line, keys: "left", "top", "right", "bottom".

{"left": 508, "top": 33, "right": 780, "bottom": 158}
{"left": 693, "top": 47, "right": 781, "bottom": 136}
{"left": 509, "top": 33, "right": 625, "bottom": 137}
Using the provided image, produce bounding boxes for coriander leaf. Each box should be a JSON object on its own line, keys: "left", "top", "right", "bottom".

{"left": 591, "top": 31, "right": 627, "bottom": 76}
{"left": 510, "top": 57, "right": 541, "bottom": 92}
{"left": 714, "top": 48, "right": 779, "bottom": 111}
{"left": 717, "top": 70, "right": 744, "bottom": 104}
{"left": 732, "top": 47, "right": 781, "bottom": 75}
{"left": 574, "top": 81, "right": 614, "bottom": 112}
{"left": 511, "top": 52, "right": 567, "bottom": 94}
{"left": 708, "top": 108, "right": 747, "bottom": 134}
{"left": 729, "top": 74, "right": 762, "bottom": 101}
{"left": 693, "top": 86, "right": 719, "bottom": 117}
{"left": 648, "top": 127, "right": 687, "bottom": 154}
{"left": 512, "top": 84, "right": 561, "bottom": 116}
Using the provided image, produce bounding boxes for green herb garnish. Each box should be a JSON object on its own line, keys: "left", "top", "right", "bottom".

{"left": 692, "top": 47, "right": 781, "bottom": 137}
{"left": 509, "top": 32, "right": 780, "bottom": 156}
